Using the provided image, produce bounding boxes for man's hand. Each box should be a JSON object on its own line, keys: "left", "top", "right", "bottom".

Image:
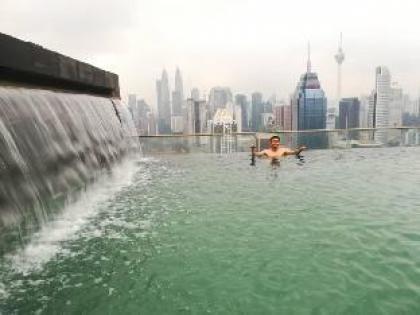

{"left": 295, "top": 145, "right": 307, "bottom": 155}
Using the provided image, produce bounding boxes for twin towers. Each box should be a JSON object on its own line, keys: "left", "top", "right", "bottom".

{"left": 155, "top": 35, "right": 345, "bottom": 136}
{"left": 156, "top": 68, "right": 184, "bottom": 134}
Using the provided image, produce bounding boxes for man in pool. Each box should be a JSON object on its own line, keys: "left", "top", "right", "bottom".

{"left": 251, "top": 135, "right": 306, "bottom": 159}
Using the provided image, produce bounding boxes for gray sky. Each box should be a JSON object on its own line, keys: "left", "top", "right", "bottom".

{"left": 2, "top": 0, "right": 420, "bottom": 107}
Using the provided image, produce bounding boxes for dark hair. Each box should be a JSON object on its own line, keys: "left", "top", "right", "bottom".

{"left": 269, "top": 135, "right": 280, "bottom": 142}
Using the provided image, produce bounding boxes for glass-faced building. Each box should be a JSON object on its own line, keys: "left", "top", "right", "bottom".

{"left": 291, "top": 71, "right": 327, "bottom": 148}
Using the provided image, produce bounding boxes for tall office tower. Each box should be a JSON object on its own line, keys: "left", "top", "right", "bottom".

{"left": 338, "top": 98, "right": 360, "bottom": 140}
{"left": 326, "top": 107, "right": 337, "bottom": 130}
{"left": 208, "top": 87, "right": 233, "bottom": 113}
{"left": 334, "top": 33, "right": 345, "bottom": 105}
{"left": 191, "top": 88, "right": 200, "bottom": 101}
{"left": 172, "top": 68, "right": 184, "bottom": 116}
{"left": 264, "top": 101, "right": 273, "bottom": 113}
{"left": 274, "top": 103, "right": 292, "bottom": 131}
{"left": 147, "top": 111, "right": 157, "bottom": 136}
{"left": 402, "top": 94, "right": 416, "bottom": 115}
{"left": 133, "top": 99, "right": 152, "bottom": 136}
{"left": 170, "top": 68, "right": 184, "bottom": 133}
{"left": 265, "top": 95, "right": 276, "bottom": 113}
{"left": 251, "top": 92, "right": 263, "bottom": 131}
{"left": 156, "top": 69, "right": 171, "bottom": 134}
{"left": 291, "top": 43, "right": 327, "bottom": 148}
{"left": 274, "top": 106, "right": 283, "bottom": 129}
{"left": 128, "top": 94, "right": 138, "bottom": 123}
{"left": 339, "top": 98, "right": 360, "bottom": 129}
{"left": 368, "top": 66, "right": 391, "bottom": 143}
{"left": 389, "top": 82, "right": 403, "bottom": 127}
{"left": 235, "top": 94, "right": 249, "bottom": 131}
{"left": 359, "top": 95, "right": 370, "bottom": 128}
{"left": 184, "top": 98, "right": 207, "bottom": 134}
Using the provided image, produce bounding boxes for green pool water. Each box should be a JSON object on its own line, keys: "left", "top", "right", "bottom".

{"left": 2, "top": 147, "right": 420, "bottom": 314}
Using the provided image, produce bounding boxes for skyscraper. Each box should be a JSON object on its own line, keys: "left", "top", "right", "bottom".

{"left": 274, "top": 104, "right": 292, "bottom": 131}
{"left": 334, "top": 33, "right": 345, "bottom": 105}
{"left": 184, "top": 98, "right": 207, "bottom": 134}
{"left": 338, "top": 98, "right": 360, "bottom": 140}
{"left": 389, "top": 82, "right": 403, "bottom": 127}
{"left": 156, "top": 69, "right": 171, "bottom": 134}
{"left": 251, "top": 92, "right": 263, "bottom": 131}
{"left": 339, "top": 98, "right": 360, "bottom": 129}
{"left": 208, "top": 87, "right": 233, "bottom": 113}
{"left": 235, "top": 94, "right": 249, "bottom": 131}
{"left": 291, "top": 43, "right": 327, "bottom": 148}
{"left": 172, "top": 67, "right": 184, "bottom": 116}
{"left": 368, "top": 66, "right": 391, "bottom": 143}
{"left": 171, "top": 67, "right": 184, "bottom": 133}
{"left": 191, "top": 88, "right": 200, "bottom": 101}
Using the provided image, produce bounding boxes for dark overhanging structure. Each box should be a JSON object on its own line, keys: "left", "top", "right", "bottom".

{"left": 0, "top": 32, "right": 120, "bottom": 98}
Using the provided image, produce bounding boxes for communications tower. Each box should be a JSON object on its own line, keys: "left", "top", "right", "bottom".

{"left": 334, "top": 33, "right": 345, "bottom": 104}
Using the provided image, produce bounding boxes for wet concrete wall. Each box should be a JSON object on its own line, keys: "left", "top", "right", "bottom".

{"left": 0, "top": 33, "right": 120, "bottom": 97}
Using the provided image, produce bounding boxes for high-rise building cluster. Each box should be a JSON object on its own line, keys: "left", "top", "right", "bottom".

{"left": 127, "top": 35, "right": 420, "bottom": 145}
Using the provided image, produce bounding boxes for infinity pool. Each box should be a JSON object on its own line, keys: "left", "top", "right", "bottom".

{"left": 2, "top": 147, "right": 420, "bottom": 314}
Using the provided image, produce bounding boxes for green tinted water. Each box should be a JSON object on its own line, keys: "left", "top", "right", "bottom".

{"left": 2, "top": 147, "right": 420, "bottom": 314}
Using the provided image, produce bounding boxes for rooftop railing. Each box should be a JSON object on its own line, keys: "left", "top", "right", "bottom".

{"left": 137, "top": 127, "right": 420, "bottom": 155}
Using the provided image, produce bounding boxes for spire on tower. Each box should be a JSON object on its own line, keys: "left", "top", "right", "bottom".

{"left": 339, "top": 32, "right": 343, "bottom": 49}
{"left": 334, "top": 33, "right": 345, "bottom": 65}
{"left": 307, "top": 41, "right": 312, "bottom": 73}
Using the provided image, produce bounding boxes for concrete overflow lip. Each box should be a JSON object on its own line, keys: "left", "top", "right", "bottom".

{"left": 0, "top": 32, "right": 120, "bottom": 98}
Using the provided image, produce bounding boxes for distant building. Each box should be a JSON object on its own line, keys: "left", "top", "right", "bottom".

{"left": 359, "top": 95, "right": 370, "bottom": 128}
{"left": 208, "top": 87, "right": 232, "bottom": 113}
{"left": 210, "top": 108, "right": 237, "bottom": 134}
{"left": 147, "top": 111, "right": 157, "bottom": 135}
{"left": 261, "top": 113, "right": 275, "bottom": 131}
{"left": 338, "top": 98, "right": 360, "bottom": 129}
{"left": 291, "top": 73, "right": 327, "bottom": 130}
{"left": 265, "top": 95, "right": 275, "bottom": 113}
{"left": 251, "top": 92, "right": 263, "bottom": 131}
{"left": 235, "top": 94, "right": 249, "bottom": 131}
{"left": 172, "top": 68, "right": 184, "bottom": 116}
{"left": 156, "top": 69, "right": 171, "bottom": 134}
{"left": 368, "top": 66, "right": 391, "bottom": 143}
{"left": 403, "top": 95, "right": 419, "bottom": 115}
{"left": 389, "top": 82, "right": 403, "bottom": 127}
{"left": 234, "top": 105, "right": 242, "bottom": 133}
{"left": 273, "top": 106, "right": 282, "bottom": 128}
{"left": 326, "top": 107, "right": 337, "bottom": 130}
{"left": 184, "top": 98, "right": 207, "bottom": 134}
{"left": 128, "top": 99, "right": 156, "bottom": 136}
{"left": 191, "top": 88, "right": 200, "bottom": 102}
{"left": 338, "top": 97, "right": 360, "bottom": 140}
{"left": 291, "top": 44, "right": 327, "bottom": 148}
{"left": 171, "top": 116, "right": 184, "bottom": 134}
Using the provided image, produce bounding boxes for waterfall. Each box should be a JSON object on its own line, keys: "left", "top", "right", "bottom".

{"left": 0, "top": 86, "right": 134, "bottom": 234}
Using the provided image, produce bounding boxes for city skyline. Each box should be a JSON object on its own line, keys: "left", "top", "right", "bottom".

{"left": 2, "top": 0, "right": 420, "bottom": 106}
{"left": 128, "top": 62, "right": 418, "bottom": 140}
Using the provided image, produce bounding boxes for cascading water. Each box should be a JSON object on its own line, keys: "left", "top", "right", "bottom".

{"left": 0, "top": 86, "right": 136, "bottom": 252}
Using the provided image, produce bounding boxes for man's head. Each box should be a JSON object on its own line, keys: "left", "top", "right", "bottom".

{"left": 269, "top": 135, "right": 281, "bottom": 150}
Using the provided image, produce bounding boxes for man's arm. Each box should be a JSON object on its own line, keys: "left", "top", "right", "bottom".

{"left": 254, "top": 150, "right": 267, "bottom": 157}
{"left": 283, "top": 145, "right": 307, "bottom": 156}
{"left": 251, "top": 146, "right": 267, "bottom": 157}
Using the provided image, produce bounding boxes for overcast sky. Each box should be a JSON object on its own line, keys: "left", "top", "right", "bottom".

{"left": 2, "top": 0, "right": 420, "bottom": 108}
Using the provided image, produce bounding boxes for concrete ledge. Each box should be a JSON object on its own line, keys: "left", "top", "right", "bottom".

{"left": 0, "top": 32, "right": 120, "bottom": 97}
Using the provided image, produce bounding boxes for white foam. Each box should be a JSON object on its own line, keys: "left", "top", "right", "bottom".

{"left": 6, "top": 158, "right": 145, "bottom": 275}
